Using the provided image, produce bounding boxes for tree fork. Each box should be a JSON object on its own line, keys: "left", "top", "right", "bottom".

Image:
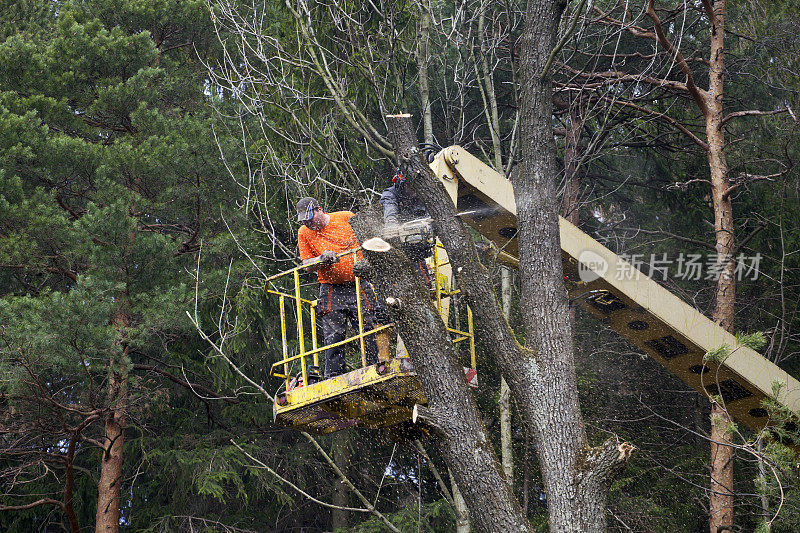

{"left": 383, "top": 115, "right": 541, "bottom": 434}
{"left": 381, "top": 112, "right": 631, "bottom": 530}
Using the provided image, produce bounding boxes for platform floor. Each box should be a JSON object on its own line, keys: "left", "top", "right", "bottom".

{"left": 273, "top": 357, "right": 427, "bottom": 434}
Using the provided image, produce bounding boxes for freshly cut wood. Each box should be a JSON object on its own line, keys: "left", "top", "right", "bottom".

{"left": 362, "top": 237, "right": 391, "bottom": 252}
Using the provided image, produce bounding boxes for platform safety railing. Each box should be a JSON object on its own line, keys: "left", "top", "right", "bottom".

{"left": 265, "top": 243, "right": 476, "bottom": 392}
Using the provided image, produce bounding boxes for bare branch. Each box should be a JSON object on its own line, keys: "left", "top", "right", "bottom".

{"left": 0, "top": 498, "right": 63, "bottom": 512}
{"left": 722, "top": 107, "right": 792, "bottom": 126}
{"left": 645, "top": 0, "right": 709, "bottom": 116}
{"left": 230, "top": 439, "right": 374, "bottom": 514}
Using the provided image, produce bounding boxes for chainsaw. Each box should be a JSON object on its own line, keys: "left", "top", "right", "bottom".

{"left": 381, "top": 217, "right": 434, "bottom": 245}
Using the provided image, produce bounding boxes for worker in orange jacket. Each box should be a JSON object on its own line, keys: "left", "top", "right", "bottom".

{"left": 296, "top": 197, "right": 381, "bottom": 378}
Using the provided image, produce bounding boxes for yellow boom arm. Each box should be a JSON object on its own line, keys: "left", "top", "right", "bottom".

{"left": 431, "top": 146, "right": 800, "bottom": 434}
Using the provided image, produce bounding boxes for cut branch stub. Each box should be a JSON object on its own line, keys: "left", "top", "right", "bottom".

{"left": 352, "top": 260, "right": 373, "bottom": 280}
{"left": 412, "top": 404, "right": 444, "bottom": 435}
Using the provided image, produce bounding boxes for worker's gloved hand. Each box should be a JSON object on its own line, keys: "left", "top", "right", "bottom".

{"left": 320, "top": 250, "right": 338, "bottom": 264}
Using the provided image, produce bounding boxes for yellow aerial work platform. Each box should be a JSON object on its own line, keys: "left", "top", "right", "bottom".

{"left": 266, "top": 245, "right": 476, "bottom": 434}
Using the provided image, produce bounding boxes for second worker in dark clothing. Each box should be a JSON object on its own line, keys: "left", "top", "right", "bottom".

{"left": 380, "top": 171, "right": 434, "bottom": 281}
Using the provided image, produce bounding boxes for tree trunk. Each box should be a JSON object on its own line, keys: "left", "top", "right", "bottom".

{"left": 500, "top": 269, "right": 514, "bottom": 484}
{"left": 96, "top": 309, "right": 131, "bottom": 533}
{"left": 355, "top": 218, "right": 531, "bottom": 532}
{"left": 95, "top": 363, "right": 126, "bottom": 532}
{"left": 379, "top": 108, "right": 630, "bottom": 531}
{"left": 517, "top": 1, "right": 585, "bottom": 528}
{"left": 706, "top": 3, "right": 736, "bottom": 532}
{"left": 516, "top": 0, "right": 626, "bottom": 528}
{"left": 416, "top": 0, "right": 433, "bottom": 146}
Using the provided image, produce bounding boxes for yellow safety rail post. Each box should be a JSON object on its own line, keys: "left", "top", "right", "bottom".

{"left": 293, "top": 270, "right": 308, "bottom": 387}
{"left": 310, "top": 304, "right": 319, "bottom": 367}
{"left": 431, "top": 241, "right": 475, "bottom": 371}
{"left": 433, "top": 244, "right": 442, "bottom": 314}
{"left": 355, "top": 276, "right": 367, "bottom": 367}
{"left": 468, "top": 306, "right": 476, "bottom": 369}
{"left": 354, "top": 252, "right": 367, "bottom": 367}
{"left": 279, "top": 295, "right": 289, "bottom": 388}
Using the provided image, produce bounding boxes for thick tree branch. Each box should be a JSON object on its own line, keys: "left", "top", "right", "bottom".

{"left": 382, "top": 114, "right": 534, "bottom": 394}
{"left": 721, "top": 107, "right": 791, "bottom": 126}
{"left": 411, "top": 404, "right": 445, "bottom": 435}
{"left": 351, "top": 208, "right": 531, "bottom": 532}
{"left": 132, "top": 364, "right": 239, "bottom": 403}
{"left": 698, "top": 0, "right": 718, "bottom": 27}
{"left": 575, "top": 438, "right": 635, "bottom": 492}
{"left": 0, "top": 498, "right": 64, "bottom": 511}
{"left": 645, "top": 0, "right": 709, "bottom": 116}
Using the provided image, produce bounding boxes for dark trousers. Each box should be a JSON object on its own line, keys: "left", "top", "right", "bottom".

{"left": 319, "top": 283, "right": 380, "bottom": 378}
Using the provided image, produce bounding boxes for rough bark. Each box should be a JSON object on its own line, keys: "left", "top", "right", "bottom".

{"left": 379, "top": 113, "right": 631, "bottom": 531}
{"left": 522, "top": 430, "right": 530, "bottom": 514}
{"left": 516, "top": 0, "right": 624, "bottom": 528}
{"left": 95, "top": 364, "right": 126, "bottom": 532}
{"left": 354, "top": 218, "right": 531, "bottom": 532}
{"left": 96, "top": 312, "right": 129, "bottom": 533}
{"left": 706, "top": 3, "right": 736, "bottom": 531}
{"left": 500, "top": 269, "right": 514, "bottom": 484}
{"left": 383, "top": 114, "right": 538, "bottom": 441}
